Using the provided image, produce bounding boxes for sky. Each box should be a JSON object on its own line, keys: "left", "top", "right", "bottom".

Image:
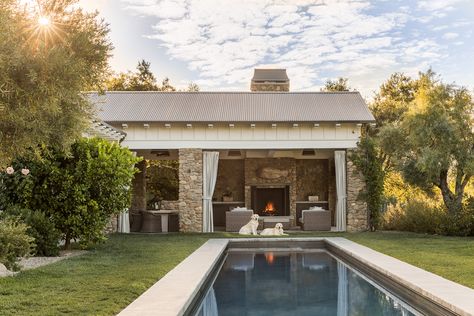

{"left": 78, "top": 0, "right": 474, "bottom": 98}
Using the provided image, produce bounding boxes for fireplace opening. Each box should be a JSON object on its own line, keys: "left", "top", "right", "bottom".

{"left": 251, "top": 186, "right": 290, "bottom": 216}
{"left": 263, "top": 201, "right": 276, "bottom": 216}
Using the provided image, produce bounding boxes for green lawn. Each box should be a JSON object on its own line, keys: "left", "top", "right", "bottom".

{"left": 0, "top": 232, "right": 473, "bottom": 315}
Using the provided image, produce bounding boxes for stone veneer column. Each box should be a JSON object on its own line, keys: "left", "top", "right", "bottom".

{"left": 178, "top": 148, "right": 203, "bottom": 232}
{"left": 131, "top": 159, "right": 147, "bottom": 211}
{"left": 346, "top": 149, "right": 368, "bottom": 232}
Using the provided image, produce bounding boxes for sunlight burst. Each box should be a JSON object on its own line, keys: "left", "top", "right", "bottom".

{"left": 38, "top": 16, "right": 50, "bottom": 26}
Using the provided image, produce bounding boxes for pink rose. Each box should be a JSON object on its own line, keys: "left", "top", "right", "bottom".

{"left": 21, "top": 168, "right": 30, "bottom": 176}
{"left": 6, "top": 167, "right": 14, "bottom": 174}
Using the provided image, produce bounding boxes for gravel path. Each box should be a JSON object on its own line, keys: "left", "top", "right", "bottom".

{"left": 1, "top": 250, "right": 87, "bottom": 277}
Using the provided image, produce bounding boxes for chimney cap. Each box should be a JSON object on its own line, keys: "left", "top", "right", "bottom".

{"left": 251, "top": 69, "right": 289, "bottom": 82}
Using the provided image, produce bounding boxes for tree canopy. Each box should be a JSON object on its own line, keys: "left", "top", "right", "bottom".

{"left": 0, "top": 0, "right": 112, "bottom": 166}
{"left": 106, "top": 60, "right": 162, "bottom": 91}
{"left": 105, "top": 59, "right": 199, "bottom": 92}
{"left": 380, "top": 78, "right": 473, "bottom": 214}
{"left": 322, "top": 77, "right": 351, "bottom": 92}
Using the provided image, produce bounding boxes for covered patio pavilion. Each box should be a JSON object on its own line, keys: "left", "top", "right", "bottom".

{"left": 89, "top": 69, "right": 375, "bottom": 233}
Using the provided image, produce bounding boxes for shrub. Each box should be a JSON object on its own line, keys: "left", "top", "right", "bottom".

{"left": 382, "top": 199, "right": 474, "bottom": 236}
{"left": 0, "top": 138, "right": 140, "bottom": 249}
{"left": 1, "top": 206, "right": 60, "bottom": 256}
{"left": 0, "top": 218, "right": 35, "bottom": 271}
{"left": 382, "top": 200, "right": 444, "bottom": 234}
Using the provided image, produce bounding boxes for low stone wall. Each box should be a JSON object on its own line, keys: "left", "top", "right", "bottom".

{"left": 178, "top": 148, "right": 203, "bottom": 232}
{"left": 104, "top": 215, "right": 118, "bottom": 234}
{"left": 346, "top": 150, "right": 368, "bottom": 232}
{"left": 161, "top": 200, "right": 179, "bottom": 210}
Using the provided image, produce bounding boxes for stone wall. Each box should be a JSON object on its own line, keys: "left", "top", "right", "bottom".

{"left": 131, "top": 160, "right": 146, "bottom": 211}
{"left": 244, "top": 158, "right": 297, "bottom": 224}
{"left": 178, "top": 148, "right": 203, "bottom": 232}
{"left": 250, "top": 82, "right": 289, "bottom": 92}
{"left": 161, "top": 200, "right": 180, "bottom": 210}
{"left": 346, "top": 150, "right": 368, "bottom": 232}
{"left": 295, "top": 159, "right": 329, "bottom": 201}
{"left": 213, "top": 159, "right": 245, "bottom": 202}
{"left": 104, "top": 215, "right": 118, "bottom": 234}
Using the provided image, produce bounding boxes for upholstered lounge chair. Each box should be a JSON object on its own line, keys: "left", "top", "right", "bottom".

{"left": 225, "top": 210, "right": 254, "bottom": 232}
{"left": 300, "top": 209, "right": 331, "bottom": 231}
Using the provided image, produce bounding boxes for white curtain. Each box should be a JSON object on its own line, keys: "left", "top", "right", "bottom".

{"left": 335, "top": 151, "right": 347, "bottom": 231}
{"left": 202, "top": 151, "right": 219, "bottom": 232}
{"left": 337, "top": 261, "right": 348, "bottom": 316}
{"left": 118, "top": 210, "right": 130, "bottom": 233}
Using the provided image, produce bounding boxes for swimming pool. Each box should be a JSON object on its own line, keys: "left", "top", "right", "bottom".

{"left": 118, "top": 238, "right": 474, "bottom": 316}
{"left": 193, "top": 249, "right": 419, "bottom": 316}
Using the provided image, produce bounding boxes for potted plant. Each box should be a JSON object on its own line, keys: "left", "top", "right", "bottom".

{"left": 222, "top": 187, "right": 233, "bottom": 202}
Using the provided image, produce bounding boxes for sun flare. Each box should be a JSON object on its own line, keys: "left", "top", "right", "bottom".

{"left": 38, "top": 16, "right": 50, "bottom": 26}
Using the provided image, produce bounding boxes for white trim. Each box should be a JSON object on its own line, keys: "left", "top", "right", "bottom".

{"left": 121, "top": 140, "right": 358, "bottom": 150}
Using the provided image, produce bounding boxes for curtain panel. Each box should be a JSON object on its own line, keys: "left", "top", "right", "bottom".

{"left": 202, "top": 151, "right": 219, "bottom": 232}
{"left": 335, "top": 150, "right": 347, "bottom": 232}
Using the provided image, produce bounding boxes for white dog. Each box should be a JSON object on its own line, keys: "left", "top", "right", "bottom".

{"left": 260, "top": 223, "right": 288, "bottom": 236}
{"left": 239, "top": 214, "right": 260, "bottom": 235}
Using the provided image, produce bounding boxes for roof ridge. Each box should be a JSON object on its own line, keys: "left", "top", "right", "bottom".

{"left": 85, "top": 91, "right": 360, "bottom": 95}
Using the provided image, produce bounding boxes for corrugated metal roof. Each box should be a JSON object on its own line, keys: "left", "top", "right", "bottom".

{"left": 252, "top": 69, "right": 289, "bottom": 82}
{"left": 88, "top": 91, "right": 375, "bottom": 123}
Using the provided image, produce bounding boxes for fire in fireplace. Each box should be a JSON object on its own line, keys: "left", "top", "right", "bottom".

{"left": 251, "top": 186, "right": 290, "bottom": 217}
{"left": 263, "top": 201, "right": 276, "bottom": 216}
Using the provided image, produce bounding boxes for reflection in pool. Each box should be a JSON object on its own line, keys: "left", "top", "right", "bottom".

{"left": 195, "top": 250, "right": 420, "bottom": 316}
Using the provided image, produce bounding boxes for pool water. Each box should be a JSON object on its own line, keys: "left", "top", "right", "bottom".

{"left": 195, "top": 250, "right": 420, "bottom": 316}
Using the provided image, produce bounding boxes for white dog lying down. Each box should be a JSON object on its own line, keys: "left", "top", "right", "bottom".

{"left": 239, "top": 214, "right": 260, "bottom": 235}
{"left": 260, "top": 223, "right": 288, "bottom": 236}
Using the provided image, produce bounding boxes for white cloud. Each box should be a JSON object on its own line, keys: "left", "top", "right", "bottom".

{"left": 121, "top": 0, "right": 452, "bottom": 95}
{"left": 418, "top": 0, "right": 462, "bottom": 12}
{"left": 443, "top": 32, "right": 459, "bottom": 40}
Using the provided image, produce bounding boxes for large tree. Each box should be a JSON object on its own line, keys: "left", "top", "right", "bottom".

{"left": 106, "top": 59, "right": 199, "bottom": 92}
{"left": 0, "top": 0, "right": 112, "bottom": 166}
{"left": 106, "top": 60, "right": 161, "bottom": 91}
{"left": 106, "top": 59, "right": 197, "bottom": 92}
{"left": 352, "top": 71, "right": 439, "bottom": 229}
{"left": 380, "top": 77, "right": 473, "bottom": 214}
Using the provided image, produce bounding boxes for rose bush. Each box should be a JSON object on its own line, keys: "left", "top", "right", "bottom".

{"left": 1, "top": 138, "right": 140, "bottom": 249}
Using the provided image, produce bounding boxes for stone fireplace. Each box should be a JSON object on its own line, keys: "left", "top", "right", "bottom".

{"left": 251, "top": 186, "right": 290, "bottom": 216}
{"left": 244, "top": 158, "right": 297, "bottom": 224}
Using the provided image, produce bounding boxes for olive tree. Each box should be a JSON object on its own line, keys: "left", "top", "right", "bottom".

{"left": 0, "top": 0, "right": 112, "bottom": 166}
{"left": 380, "top": 79, "right": 473, "bottom": 214}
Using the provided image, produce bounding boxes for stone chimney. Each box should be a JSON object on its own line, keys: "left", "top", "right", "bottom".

{"left": 250, "top": 69, "right": 290, "bottom": 92}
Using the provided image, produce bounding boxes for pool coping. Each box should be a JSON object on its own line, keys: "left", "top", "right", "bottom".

{"left": 117, "top": 238, "right": 228, "bottom": 316}
{"left": 118, "top": 237, "right": 474, "bottom": 316}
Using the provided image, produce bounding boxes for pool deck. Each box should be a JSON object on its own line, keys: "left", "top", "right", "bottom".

{"left": 118, "top": 237, "right": 474, "bottom": 316}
